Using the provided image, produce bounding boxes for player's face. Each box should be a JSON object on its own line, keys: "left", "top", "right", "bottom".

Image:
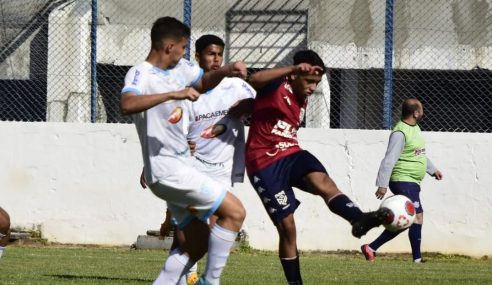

{"left": 197, "top": 44, "right": 224, "bottom": 72}
{"left": 169, "top": 37, "right": 188, "bottom": 66}
{"left": 290, "top": 73, "right": 322, "bottom": 98}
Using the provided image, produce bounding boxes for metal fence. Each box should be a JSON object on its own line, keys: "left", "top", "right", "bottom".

{"left": 0, "top": 0, "right": 491, "bottom": 132}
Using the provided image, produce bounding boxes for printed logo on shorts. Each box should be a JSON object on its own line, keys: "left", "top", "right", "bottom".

{"left": 257, "top": 186, "right": 266, "bottom": 194}
{"left": 262, "top": 197, "right": 271, "bottom": 204}
{"left": 168, "top": 107, "right": 183, "bottom": 123}
{"left": 413, "top": 201, "right": 420, "bottom": 209}
{"left": 269, "top": 207, "right": 277, "bottom": 214}
{"left": 253, "top": 176, "right": 260, "bottom": 183}
{"left": 274, "top": 190, "right": 288, "bottom": 206}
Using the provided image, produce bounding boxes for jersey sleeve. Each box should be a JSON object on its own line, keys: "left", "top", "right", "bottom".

{"left": 178, "top": 59, "right": 204, "bottom": 87}
{"left": 121, "top": 66, "right": 146, "bottom": 95}
{"left": 236, "top": 78, "right": 257, "bottom": 99}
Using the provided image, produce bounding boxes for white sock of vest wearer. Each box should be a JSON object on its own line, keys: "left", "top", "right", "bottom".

{"left": 153, "top": 248, "right": 193, "bottom": 285}
{"left": 0, "top": 246, "right": 4, "bottom": 259}
{"left": 202, "top": 224, "right": 238, "bottom": 285}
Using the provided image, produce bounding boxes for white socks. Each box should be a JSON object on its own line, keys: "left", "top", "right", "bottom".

{"left": 202, "top": 224, "right": 238, "bottom": 285}
{"left": 153, "top": 248, "right": 194, "bottom": 285}
{"left": 0, "top": 246, "right": 4, "bottom": 259}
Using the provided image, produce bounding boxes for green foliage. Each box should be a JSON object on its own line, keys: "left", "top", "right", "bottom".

{"left": 0, "top": 246, "right": 490, "bottom": 284}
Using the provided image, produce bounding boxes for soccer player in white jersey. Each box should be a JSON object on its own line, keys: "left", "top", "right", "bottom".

{"left": 142, "top": 34, "right": 256, "bottom": 285}
{"left": 120, "top": 17, "right": 247, "bottom": 285}
{"left": 187, "top": 35, "right": 256, "bottom": 186}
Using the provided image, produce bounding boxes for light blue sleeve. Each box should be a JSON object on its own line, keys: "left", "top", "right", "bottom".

{"left": 178, "top": 59, "right": 203, "bottom": 87}
{"left": 121, "top": 66, "right": 145, "bottom": 95}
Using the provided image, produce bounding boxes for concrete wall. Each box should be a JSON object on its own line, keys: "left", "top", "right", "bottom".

{"left": 1, "top": 122, "right": 491, "bottom": 257}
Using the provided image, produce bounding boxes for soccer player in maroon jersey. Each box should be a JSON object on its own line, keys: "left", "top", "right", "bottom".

{"left": 246, "top": 50, "right": 390, "bottom": 284}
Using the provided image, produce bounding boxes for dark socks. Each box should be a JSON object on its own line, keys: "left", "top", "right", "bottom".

{"left": 409, "top": 223, "right": 422, "bottom": 261}
{"left": 369, "top": 229, "right": 400, "bottom": 251}
{"left": 327, "top": 194, "right": 363, "bottom": 223}
{"left": 280, "top": 256, "right": 302, "bottom": 285}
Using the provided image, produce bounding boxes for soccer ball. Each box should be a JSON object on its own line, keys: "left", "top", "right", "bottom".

{"left": 380, "top": 195, "right": 416, "bottom": 232}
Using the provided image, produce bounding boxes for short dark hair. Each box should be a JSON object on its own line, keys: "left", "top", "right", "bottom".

{"left": 293, "top": 50, "right": 327, "bottom": 73}
{"left": 195, "top": 34, "right": 225, "bottom": 54}
{"left": 151, "top": 17, "right": 190, "bottom": 50}
{"left": 401, "top": 98, "right": 421, "bottom": 118}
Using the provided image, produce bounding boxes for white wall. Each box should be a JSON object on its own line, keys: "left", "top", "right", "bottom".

{"left": 1, "top": 122, "right": 491, "bottom": 257}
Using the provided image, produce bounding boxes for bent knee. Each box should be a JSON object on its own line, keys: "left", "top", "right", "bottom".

{"left": 230, "top": 204, "right": 246, "bottom": 223}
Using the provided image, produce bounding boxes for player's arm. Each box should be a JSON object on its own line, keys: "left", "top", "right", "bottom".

{"left": 120, "top": 88, "right": 199, "bottom": 115}
{"left": 375, "top": 132, "right": 405, "bottom": 199}
{"left": 426, "top": 158, "right": 443, "bottom": 180}
{"left": 248, "top": 63, "right": 324, "bottom": 89}
{"left": 194, "top": 61, "right": 247, "bottom": 93}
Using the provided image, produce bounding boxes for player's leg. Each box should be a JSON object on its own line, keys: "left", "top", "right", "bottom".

{"left": 276, "top": 214, "right": 302, "bottom": 285}
{"left": 290, "top": 151, "right": 389, "bottom": 238}
{"left": 148, "top": 166, "right": 231, "bottom": 285}
{"left": 363, "top": 182, "right": 421, "bottom": 262}
{"left": 0, "top": 207, "right": 10, "bottom": 259}
{"left": 199, "top": 191, "right": 245, "bottom": 285}
{"left": 249, "top": 158, "right": 303, "bottom": 284}
{"left": 393, "top": 182, "right": 425, "bottom": 263}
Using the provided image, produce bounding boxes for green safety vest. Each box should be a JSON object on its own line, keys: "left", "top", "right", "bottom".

{"left": 390, "top": 120, "right": 427, "bottom": 184}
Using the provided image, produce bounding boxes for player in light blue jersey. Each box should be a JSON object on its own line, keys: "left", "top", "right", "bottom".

{"left": 121, "top": 17, "right": 247, "bottom": 285}
{"left": 141, "top": 34, "right": 256, "bottom": 285}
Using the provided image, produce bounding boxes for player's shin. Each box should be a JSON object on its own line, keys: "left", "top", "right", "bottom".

{"left": 327, "top": 194, "right": 363, "bottom": 223}
{"left": 201, "top": 224, "right": 238, "bottom": 285}
{"left": 280, "top": 256, "right": 302, "bottom": 285}
{"left": 153, "top": 248, "right": 194, "bottom": 285}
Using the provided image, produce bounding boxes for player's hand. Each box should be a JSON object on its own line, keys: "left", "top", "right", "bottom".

{"left": 175, "top": 88, "right": 200, "bottom": 101}
{"left": 228, "top": 98, "right": 255, "bottom": 119}
{"left": 375, "top": 187, "right": 387, "bottom": 200}
{"left": 140, "top": 168, "right": 147, "bottom": 189}
{"left": 295, "top": 63, "right": 324, "bottom": 75}
{"left": 228, "top": 61, "right": 248, "bottom": 79}
{"left": 432, "top": 170, "right": 443, "bottom": 180}
{"left": 188, "top": 140, "right": 196, "bottom": 156}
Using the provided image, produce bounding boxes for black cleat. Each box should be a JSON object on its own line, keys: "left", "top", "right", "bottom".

{"left": 351, "top": 207, "right": 391, "bottom": 238}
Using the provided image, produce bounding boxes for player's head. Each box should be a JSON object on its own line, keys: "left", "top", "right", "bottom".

{"left": 195, "top": 35, "right": 225, "bottom": 72}
{"left": 0, "top": 207, "right": 10, "bottom": 247}
{"left": 401, "top": 98, "right": 424, "bottom": 123}
{"left": 150, "top": 17, "right": 191, "bottom": 66}
{"left": 289, "top": 50, "right": 327, "bottom": 98}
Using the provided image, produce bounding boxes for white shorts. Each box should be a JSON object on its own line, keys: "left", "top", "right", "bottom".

{"left": 148, "top": 164, "right": 229, "bottom": 229}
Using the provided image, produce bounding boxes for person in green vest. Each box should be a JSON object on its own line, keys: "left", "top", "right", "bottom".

{"left": 361, "top": 98, "right": 443, "bottom": 263}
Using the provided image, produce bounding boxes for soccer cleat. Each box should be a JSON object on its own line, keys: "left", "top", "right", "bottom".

{"left": 186, "top": 272, "right": 199, "bottom": 285}
{"left": 351, "top": 207, "right": 391, "bottom": 238}
{"left": 413, "top": 258, "right": 427, "bottom": 263}
{"left": 196, "top": 277, "right": 213, "bottom": 285}
{"left": 360, "top": 244, "right": 376, "bottom": 262}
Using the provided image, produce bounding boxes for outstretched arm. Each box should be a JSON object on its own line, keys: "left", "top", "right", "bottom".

{"left": 120, "top": 88, "right": 200, "bottom": 115}
{"left": 194, "top": 61, "right": 247, "bottom": 93}
{"left": 248, "top": 63, "right": 324, "bottom": 89}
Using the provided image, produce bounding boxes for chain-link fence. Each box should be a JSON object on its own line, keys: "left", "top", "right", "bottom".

{"left": 0, "top": 0, "right": 491, "bottom": 132}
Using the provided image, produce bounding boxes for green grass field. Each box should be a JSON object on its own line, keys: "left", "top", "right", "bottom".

{"left": 0, "top": 245, "right": 491, "bottom": 284}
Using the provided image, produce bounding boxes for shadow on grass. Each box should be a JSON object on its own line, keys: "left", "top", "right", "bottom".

{"left": 45, "top": 274, "right": 152, "bottom": 283}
